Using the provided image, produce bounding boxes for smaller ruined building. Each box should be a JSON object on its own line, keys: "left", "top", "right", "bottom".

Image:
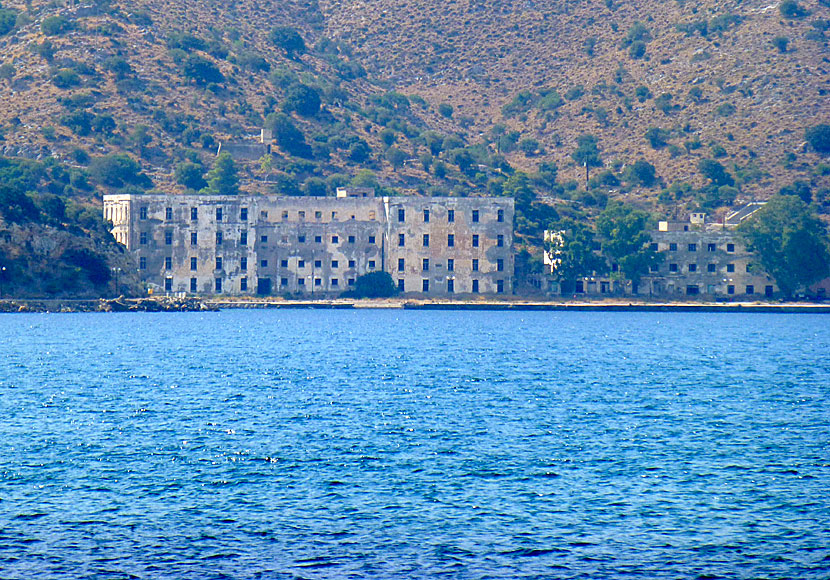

{"left": 545, "top": 206, "right": 778, "bottom": 299}
{"left": 104, "top": 191, "right": 514, "bottom": 297}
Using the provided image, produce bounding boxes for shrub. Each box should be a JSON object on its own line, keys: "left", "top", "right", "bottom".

{"left": 167, "top": 32, "right": 207, "bottom": 52}
{"left": 780, "top": 0, "right": 809, "bottom": 18}
{"left": 30, "top": 40, "right": 55, "bottom": 61}
{"left": 709, "top": 14, "right": 742, "bottom": 35}
{"left": 654, "top": 93, "right": 674, "bottom": 114}
{"left": 103, "top": 56, "right": 132, "bottom": 79}
{"left": 626, "top": 160, "right": 657, "bottom": 187}
{"left": 303, "top": 177, "right": 327, "bottom": 196}
{"left": 175, "top": 162, "right": 207, "bottom": 190}
{"left": 41, "top": 15, "right": 72, "bottom": 36}
{"left": 538, "top": 89, "right": 563, "bottom": 111}
{"left": 519, "top": 138, "right": 540, "bottom": 156}
{"left": 71, "top": 148, "right": 90, "bottom": 165}
{"left": 181, "top": 54, "right": 224, "bottom": 85}
{"left": 629, "top": 41, "right": 647, "bottom": 59}
{"left": 438, "top": 103, "right": 454, "bottom": 118}
{"left": 588, "top": 170, "right": 620, "bottom": 188}
{"left": 716, "top": 103, "right": 736, "bottom": 117}
{"left": 711, "top": 143, "right": 727, "bottom": 158}
{"left": 584, "top": 36, "right": 597, "bottom": 57}
{"left": 771, "top": 36, "right": 789, "bottom": 53}
{"left": 266, "top": 113, "right": 313, "bottom": 158}
{"left": 60, "top": 248, "right": 110, "bottom": 286}
{"left": 565, "top": 85, "right": 584, "bottom": 101}
{"left": 60, "top": 110, "right": 94, "bottom": 136}
{"left": 780, "top": 180, "right": 812, "bottom": 203}
{"left": 237, "top": 50, "right": 270, "bottom": 73}
{"left": 348, "top": 140, "right": 371, "bottom": 162}
{"left": 698, "top": 159, "right": 734, "bottom": 186}
{"left": 385, "top": 147, "right": 407, "bottom": 170}
{"left": 0, "top": 183, "right": 39, "bottom": 223}
{"left": 635, "top": 85, "right": 651, "bottom": 102}
{"left": 379, "top": 128, "right": 397, "bottom": 147}
{"left": 349, "top": 271, "right": 398, "bottom": 298}
{"left": 502, "top": 91, "right": 536, "bottom": 117}
{"left": 645, "top": 127, "right": 670, "bottom": 149}
{"left": 623, "top": 21, "right": 651, "bottom": 46}
{"left": 270, "top": 27, "right": 305, "bottom": 58}
{"left": 52, "top": 68, "right": 81, "bottom": 89}
{"left": 0, "top": 7, "right": 17, "bottom": 36}
{"left": 805, "top": 124, "right": 830, "bottom": 153}
{"left": 0, "top": 62, "right": 13, "bottom": 81}
{"left": 89, "top": 154, "right": 152, "bottom": 189}
{"left": 273, "top": 174, "right": 301, "bottom": 196}
{"left": 282, "top": 83, "right": 320, "bottom": 117}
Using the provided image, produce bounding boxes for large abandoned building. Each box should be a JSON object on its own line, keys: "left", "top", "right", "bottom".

{"left": 103, "top": 190, "right": 515, "bottom": 296}
{"left": 544, "top": 205, "right": 779, "bottom": 299}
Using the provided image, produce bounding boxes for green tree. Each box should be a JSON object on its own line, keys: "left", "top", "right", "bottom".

{"left": 780, "top": 0, "right": 809, "bottom": 18}
{"left": 0, "top": 182, "right": 39, "bottom": 223}
{"left": 205, "top": 153, "right": 238, "bottom": 195}
{"left": 546, "top": 218, "right": 607, "bottom": 293}
{"left": 0, "top": 7, "right": 18, "bottom": 36}
{"left": 0, "top": 62, "right": 14, "bottom": 81}
{"left": 438, "top": 103, "right": 454, "bottom": 118}
{"left": 625, "top": 159, "right": 657, "bottom": 187}
{"left": 629, "top": 40, "right": 647, "bottom": 59}
{"left": 738, "top": 195, "right": 830, "bottom": 297}
{"left": 350, "top": 271, "right": 399, "bottom": 298}
{"left": 175, "top": 161, "right": 207, "bottom": 190}
{"left": 805, "top": 124, "right": 830, "bottom": 154}
{"left": 265, "top": 113, "right": 312, "bottom": 158}
{"left": 596, "top": 202, "right": 662, "bottom": 285}
{"left": 779, "top": 180, "right": 811, "bottom": 203}
{"left": 303, "top": 177, "right": 327, "bottom": 196}
{"left": 698, "top": 158, "right": 734, "bottom": 186}
{"left": 282, "top": 83, "right": 321, "bottom": 117}
{"left": 654, "top": 93, "right": 674, "bottom": 114}
{"left": 519, "top": 138, "right": 540, "bottom": 156}
{"left": 348, "top": 140, "right": 371, "bottom": 163}
{"left": 89, "top": 154, "right": 152, "bottom": 189}
{"left": 270, "top": 27, "right": 306, "bottom": 58}
{"left": 772, "top": 36, "right": 790, "bottom": 53}
{"left": 41, "top": 15, "right": 72, "bottom": 36}
{"left": 423, "top": 132, "right": 444, "bottom": 156}
{"left": 385, "top": 147, "right": 407, "bottom": 171}
{"left": 571, "top": 134, "right": 603, "bottom": 186}
{"left": 129, "top": 125, "right": 151, "bottom": 158}
{"left": 181, "top": 54, "right": 224, "bottom": 85}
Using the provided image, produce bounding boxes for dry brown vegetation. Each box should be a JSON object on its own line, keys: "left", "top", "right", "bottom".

{"left": 0, "top": 0, "right": 827, "bottom": 210}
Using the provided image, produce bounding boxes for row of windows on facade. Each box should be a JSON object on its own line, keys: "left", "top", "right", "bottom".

{"left": 655, "top": 242, "right": 737, "bottom": 253}
{"left": 141, "top": 256, "right": 505, "bottom": 274}
{"left": 140, "top": 206, "right": 506, "bottom": 224}
{"left": 140, "top": 230, "right": 506, "bottom": 249}
{"left": 655, "top": 262, "right": 756, "bottom": 274}
{"left": 165, "top": 277, "right": 505, "bottom": 294}
{"left": 576, "top": 280, "right": 773, "bottom": 296}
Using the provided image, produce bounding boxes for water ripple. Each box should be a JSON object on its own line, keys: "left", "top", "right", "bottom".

{"left": 0, "top": 310, "right": 829, "bottom": 578}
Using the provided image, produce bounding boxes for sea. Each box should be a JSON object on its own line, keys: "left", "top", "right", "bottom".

{"left": 1, "top": 309, "right": 828, "bottom": 579}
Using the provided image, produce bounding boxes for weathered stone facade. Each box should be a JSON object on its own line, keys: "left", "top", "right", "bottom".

{"left": 103, "top": 193, "right": 514, "bottom": 296}
{"left": 645, "top": 223, "right": 778, "bottom": 298}
{"left": 544, "top": 209, "right": 779, "bottom": 299}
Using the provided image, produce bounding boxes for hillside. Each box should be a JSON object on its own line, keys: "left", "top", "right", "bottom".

{"left": 324, "top": 0, "right": 829, "bottom": 190}
{"left": 0, "top": 0, "right": 828, "bottom": 295}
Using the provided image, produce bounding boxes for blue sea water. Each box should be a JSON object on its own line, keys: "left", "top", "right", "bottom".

{"left": 0, "top": 309, "right": 829, "bottom": 579}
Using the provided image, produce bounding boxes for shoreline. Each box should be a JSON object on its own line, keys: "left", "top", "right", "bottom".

{"left": 3, "top": 296, "right": 830, "bottom": 314}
